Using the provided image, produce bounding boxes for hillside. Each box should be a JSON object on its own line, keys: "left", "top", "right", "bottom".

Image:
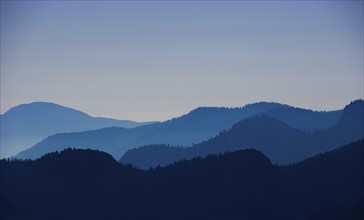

{"left": 15, "top": 102, "right": 343, "bottom": 160}
{"left": 261, "top": 106, "right": 341, "bottom": 131}
{"left": 121, "top": 100, "right": 363, "bottom": 169}
{"left": 0, "top": 102, "right": 152, "bottom": 158}
{"left": 1, "top": 140, "right": 363, "bottom": 219}
{"left": 15, "top": 102, "right": 285, "bottom": 160}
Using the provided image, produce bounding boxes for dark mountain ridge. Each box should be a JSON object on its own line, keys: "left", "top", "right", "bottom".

{"left": 1, "top": 139, "right": 363, "bottom": 219}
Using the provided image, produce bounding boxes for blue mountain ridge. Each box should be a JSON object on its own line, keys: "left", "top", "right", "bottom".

{"left": 120, "top": 100, "right": 362, "bottom": 169}
{"left": 15, "top": 102, "right": 286, "bottom": 160}
{"left": 0, "top": 102, "right": 153, "bottom": 158}
{"left": 14, "top": 101, "right": 344, "bottom": 161}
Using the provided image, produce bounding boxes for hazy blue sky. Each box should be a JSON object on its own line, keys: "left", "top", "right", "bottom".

{"left": 1, "top": 1, "right": 363, "bottom": 121}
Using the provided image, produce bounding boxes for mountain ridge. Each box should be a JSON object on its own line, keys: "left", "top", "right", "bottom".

{"left": 120, "top": 100, "right": 363, "bottom": 169}
{"left": 1, "top": 139, "right": 363, "bottom": 219}
{"left": 15, "top": 102, "right": 288, "bottom": 160}
{"left": 0, "top": 102, "right": 154, "bottom": 158}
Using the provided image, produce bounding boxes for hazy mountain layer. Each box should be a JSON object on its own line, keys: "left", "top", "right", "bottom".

{"left": 261, "top": 106, "right": 341, "bottom": 131}
{"left": 121, "top": 100, "right": 362, "bottom": 169}
{"left": 0, "top": 102, "right": 153, "bottom": 158}
{"left": 15, "top": 102, "right": 286, "bottom": 159}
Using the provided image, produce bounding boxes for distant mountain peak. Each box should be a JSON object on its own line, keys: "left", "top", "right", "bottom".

{"left": 342, "top": 99, "right": 363, "bottom": 113}
{"left": 338, "top": 99, "right": 364, "bottom": 125}
{"left": 0, "top": 102, "right": 153, "bottom": 158}
{"left": 171, "top": 102, "right": 287, "bottom": 121}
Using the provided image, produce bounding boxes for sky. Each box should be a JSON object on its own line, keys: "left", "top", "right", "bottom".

{"left": 1, "top": 1, "right": 363, "bottom": 121}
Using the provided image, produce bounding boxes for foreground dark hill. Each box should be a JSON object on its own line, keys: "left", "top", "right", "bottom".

{"left": 121, "top": 100, "right": 363, "bottom": 169}
{"left": 1, "top": 140, "right": 363, "bottom": 219}
{"left": 15, "top": 102, "right": 286, "bottom": 160}
{"left": 0, "top": 102, "right": 152, "bottom": 158}
{"left": 15, "top": 102, "right": 342, "bottom": 160}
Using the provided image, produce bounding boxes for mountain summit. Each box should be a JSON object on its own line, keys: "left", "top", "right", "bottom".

{"left": 14, "top": 102, "right": 286, "bottom": 160}
{"left": 120, "top": 100, "right": 363, "bottom": 169}
{"left": 0, "top": 102, "right": 152, "bottom": 158}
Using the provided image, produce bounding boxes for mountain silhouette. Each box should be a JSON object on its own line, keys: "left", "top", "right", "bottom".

{"left": 0, "top": 102, "right": 153, "bottom": 158}
{"left": 1, "top": 140, "right": 363, "bottom": 219}
{"left": 121, "top": 100, "right": 363, "bottom": 169}
{"left": 15, "top": 102, "right": 287, "bottom": 160}
{"left": 261, "top": 106, "right": 342, "bottom": 131}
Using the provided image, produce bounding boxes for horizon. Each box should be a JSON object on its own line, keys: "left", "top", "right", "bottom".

{"left": 1, "top": 1, "right": 363, "bottom": 121}
{"left": 1, "top": 99, "right": 355, "bottom": 122}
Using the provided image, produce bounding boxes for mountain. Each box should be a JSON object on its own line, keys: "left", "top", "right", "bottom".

{"left": 273, "top": 139, "right": 364, "bottom": 219}
{"left": 1, "top": 140, "right": 363, "bottom": 219}
{"left": 121, "top": 100, "right": 363, "bottom": 169}
{"left": 0, "top": 102, "right": 153, "bottom": 158}
{"left": 261, "top": 106, "right": 342, "bottom": 131}
{"left": 15, "top": 102, "right": 287, "bottom": 160}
